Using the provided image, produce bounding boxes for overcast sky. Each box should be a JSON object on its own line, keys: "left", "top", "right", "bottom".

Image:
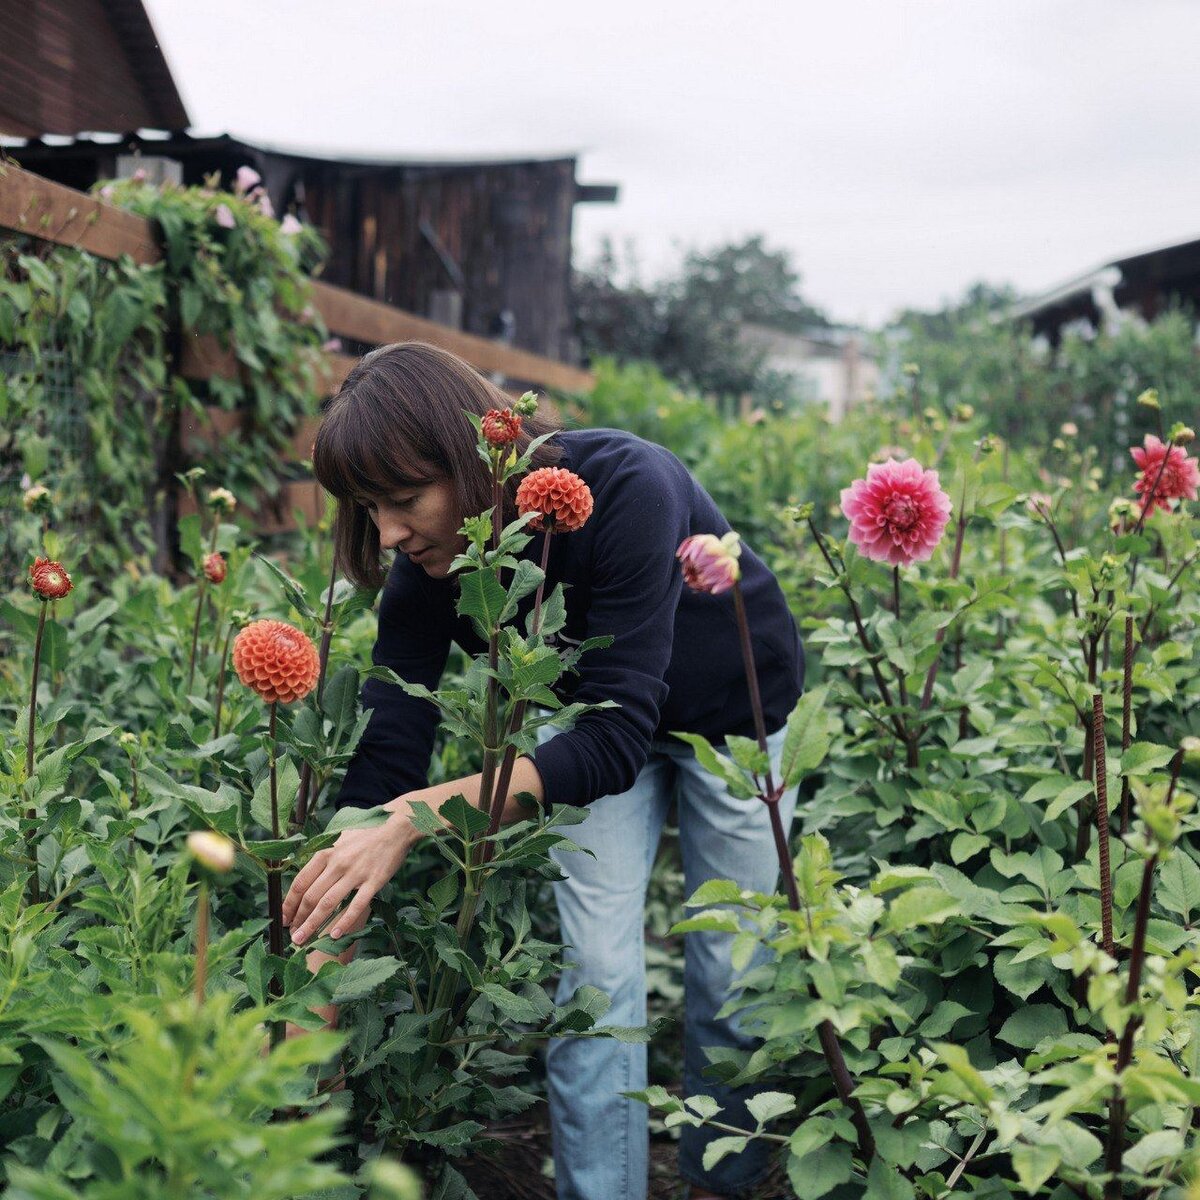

{"left": 144, "top": 0, "right": 1200, "bottom": 327}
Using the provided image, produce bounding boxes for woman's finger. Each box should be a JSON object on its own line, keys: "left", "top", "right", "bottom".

{"left": 329, "top": 890, "right": 375, "bottom": 940}
{"left": 293, "top": 874, "right": 358, "bottom": 944}
{"left": 283, "top": 849, "right": 331, "bottom": 921}
{"left": 290, "top": 861, "right": 340, "bottom": 932}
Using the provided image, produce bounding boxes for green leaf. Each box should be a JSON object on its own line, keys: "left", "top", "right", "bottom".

{"left": 1123, "top": 1129, "right": 1184, "bottom": 1176}
{"left": 250, "top": 758, "right": 300, "bottom": 834}
{"left": 478, "top": 982, "right": 543, "bottom": 1023}
{"left": 786, "top": 1142, "right": 853, "bottom": 1199}
{"left": 1120, "top": 742, "right": 1177, "bottom": 776}
{"left": 726, "top": 734, "right": 769, "bottom": 776}
{"left": 1011, "top": 1143, "right": 1060, "bottom": 1193}
{"left": 702, "top": 1136, "right": 749, "bottom": 1172}
{"left": 256, "top": 553, "right": 319, "bottom": 622}
{"left": 330, "top": 955, "right": 402, "bottom": 1003}
{"left": 781, "top": 687, "right": 834, "bottom": 785}
{"left": 950, "top": 832, "right": 989, "bottom": 863}
{"left": 671, "top": 732, "right": 757, "bottom": 799}
{"left": 457, "top": 566, "right": 507, "bottom": 636}
{"left": 1159, "top": 851, "right": 1200, "bottom": 921}
{"left": 885, "top": 886, "right": 961, "bottom": 933}
{"left": 322, "top": 664, "right": 359, "bottom": 731}
{"left": 997, "top": 1003, "right": 1068, "bottom": 1050}
{"left": 864, "top": 1156, "right": 915, "bottom": 1200}
{"left": 438, "top": 792, "right": 490, "bottom": 839}
{"left": 746, "top": 1091, "right": 796, "bottom": 1125}
{"left": 686, "top": 879, "right": 747, "bottom": 907}
{"left": 499, "top": 558, "right": 544, "bottom": 624}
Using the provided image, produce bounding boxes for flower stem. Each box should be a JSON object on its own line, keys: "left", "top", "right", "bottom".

{"left": 1091, "top": 694, "right": 1115, "bottom": 958}
{"left": 24, "top": 603, "right": 48, "bottom": 905}
{"left": 186, "top": 579, "right": 207, "bottom": 693}
{"left": 1119, "top": 616, "right": 1135, "bottom": 834}
{"left": 266, "top": 701, "right": 285, "bottom": 1047}
{"left": 732, "top": 581, "right": 873, "bottom": 1163}
{"left": 294, "top": 554, "right": 338, "bottom": 829}
{"left": 483, "top": 527, "right": 555, "bottom": 861}
{"left": 194, "top": 879, "right": 209, "bottom": 1006}
{"left": 212, "top": 620, "right": 236, "bottom": 739}
{"left": 918, "top": 485, "right": 968, "bottom": 713}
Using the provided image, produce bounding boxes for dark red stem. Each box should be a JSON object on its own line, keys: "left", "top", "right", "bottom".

{"left": 25, "top": 603, "right": 48, "bottom": 904}
{"left": 1092, "top": 694, "right": 1114, "bottom": 958}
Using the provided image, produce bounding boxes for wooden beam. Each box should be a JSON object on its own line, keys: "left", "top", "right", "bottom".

{"left": 311, "top": 281, "right": 594, "bottom": 394}
{"left": 0, "top": 160, "right": 160, "bottom": 264}
{"left": 0, "top": 162, "right": 594, "bottom": 395}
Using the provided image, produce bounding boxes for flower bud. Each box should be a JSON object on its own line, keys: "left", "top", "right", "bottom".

{"left": 677, "top": 532, "right": 741, "bottom": 594}
{"left": 187, "top": 830, "right": 236, "bottom": 873}
{"left": 977, "top": 435, "right": 1001, "bottom": 455}
{"left": 203, "top": 553, "right": 227, "bottom": 585}
{"left": 512, "top": 391, "right": 540, "bottom": 417}
{"left": 481, "top": 408, "right": 522, "bottom": 446}
{"left": 29, "top": 557, "right": 73, "bottom": 601}
{"left": 1052, "top": 438, "right": 1066, "bottom": 451}
{"left": 953, "top": 403, "right": 975, "bottom": 422}
{"left": 1136, "top": 388, "right": 1160, "bottom": 410}
{"left": 119, "top": 731, "right": 138, "bottom": 749}
{"left": 1170, "top": 423, "right": 1195, "bottom": 446}
{"left": 922, "top": 406, "right": 940, "bottom": 422}
{"left": 902, "top": 362, "right": 920, "bottom": 377}
{"left": 206, "top": 487, "right": 237, "bottom": 513}
{"left": 1181, "top": 736, "right": 1200, "bottom": 764}
{"left": 786, "top": 502, "right": 815, "bottom": 523}
{"left": 22, "top": 483, "right": 52, "bottom": 514}
{"left": 1060, "top": 421, "right": 1079, "bottom": 437}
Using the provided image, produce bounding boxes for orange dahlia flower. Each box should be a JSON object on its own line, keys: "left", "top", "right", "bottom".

{"left": 515, "top": 467, "right": 593, "bottom": 532}
{"left": 231, "top": 619, "right": 320, "bottom": 704}
{"left": 203, "top": 552, "right": 227, "bottom": 584}
{"left": 29, "top": 557, "right": 73, "bottom": 601}
{"left": 482, "top": 408, "right": 522, "bottom": 446}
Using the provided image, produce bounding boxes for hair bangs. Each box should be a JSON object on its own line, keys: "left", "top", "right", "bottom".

{"left": 314, "top": 398, "right": 439, "bottom": 502}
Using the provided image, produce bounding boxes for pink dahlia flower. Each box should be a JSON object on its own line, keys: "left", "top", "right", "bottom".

{"left": 840, "top": 458, "right": 952, "bottom": 566}
{"left": 1131, "top": 434, "right": 1199, "bottom": 516}
{"left": 677, "top": 532, "right": 741, "bottom": 595}
{"left": 214, "top": 203, "right": 236, "bottom": 230}
{"left": 234, "top": 165, "right": 261, "bottom": 196}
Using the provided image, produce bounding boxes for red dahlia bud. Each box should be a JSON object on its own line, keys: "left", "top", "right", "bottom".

{"left": 203, "top": 553, "right": 227, "bottom": 584}
{"left": 482, "top": 409, "right": 522, "bottom": 446}
{"left": 515, "top": 467, "right": 594, "bottom": 532}
{"left": 29, "top": 557, "right": 73, "bottom": 601}
{"left": 231, "top": 619, "right": 320, "bottom": 704}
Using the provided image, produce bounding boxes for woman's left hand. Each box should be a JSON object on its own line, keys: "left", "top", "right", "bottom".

{"left": 283, "top": 817, "right": 417, "bottom": 944}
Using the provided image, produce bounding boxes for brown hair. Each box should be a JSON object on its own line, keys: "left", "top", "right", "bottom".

{"left": 314, "top": 342, "right": 562, "bottom": 588}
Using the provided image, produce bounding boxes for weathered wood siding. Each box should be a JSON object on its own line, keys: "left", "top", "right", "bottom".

{"left": 0, "top": 0, "right": 184, "bottom": 136}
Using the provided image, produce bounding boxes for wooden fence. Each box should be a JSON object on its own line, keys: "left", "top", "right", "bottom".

{"left": 0, "top": 159, "right": 593, "bottom": 535}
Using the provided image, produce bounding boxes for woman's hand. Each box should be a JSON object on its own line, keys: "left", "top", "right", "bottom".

{"left": 283, "top": 816, "right": 417, "bottom": 945}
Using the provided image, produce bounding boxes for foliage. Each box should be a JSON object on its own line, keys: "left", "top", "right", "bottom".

{"left": 574, "top": 234, "right": 830, "bottom": 403}
{"left": 0, "top": 168, "right": 330, "bottom": 580}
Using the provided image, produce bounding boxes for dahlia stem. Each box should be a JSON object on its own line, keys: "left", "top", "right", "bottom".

{"left": 806, "top": 517, "right": 907, "bottom": 747}
{"left": 1092, "top": 694, "right": 1115, "bottom": 958}
{"left": 266, "top": 701, "right": 285, "bottom": 1047}
{"left": 294, "top": 555, "right": 338, "bottom": 829}
{"left": 731, "top": 576, "right": 873, "bottom": 1162}
{"left": 212, "top": 620, "right": 236, "bottom": 739}
{"left": 186, "top": 579, "right": 207, "bottom": 694}
{"left": 482, "top": 526, "right": 555, "bottom": 861}
{"left": 1119, "top": 616, "right": 1135, "bottom": 835}
{"left": 194, "top": 879, "right": 209, "bottom": 1006}
{"left": 24, "top": 602, "right": 47, "bottom": 905}
{"left": 918, "top": 480, "right": 968, "bottom": 713}
{"left": 891, "top": 567, "right": 918, "bottom": 768}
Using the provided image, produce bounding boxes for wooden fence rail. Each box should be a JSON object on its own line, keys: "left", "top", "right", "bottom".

{"left": 0, "top": 158, "right": 593, "bottom": 539}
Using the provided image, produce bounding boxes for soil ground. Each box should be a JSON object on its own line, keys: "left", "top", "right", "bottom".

{"left": 457, "top": 1112, "right": 793, "bottom": 1199}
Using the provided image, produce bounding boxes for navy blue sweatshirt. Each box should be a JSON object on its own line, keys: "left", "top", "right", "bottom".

{"left": 335, "top": 428, "right": 805, "bottom": 811}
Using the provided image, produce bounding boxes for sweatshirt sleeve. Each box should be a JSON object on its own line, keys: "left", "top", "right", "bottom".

{"left": 530, "top": 451, "right": 692, "bottom": 807}
{"left": 333, "top": 562, "right": 453, "bottom": 810}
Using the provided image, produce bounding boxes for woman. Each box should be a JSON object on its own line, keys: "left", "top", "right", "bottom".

{"left": 282, "top": 342, "right": 805, "bottom": 1200}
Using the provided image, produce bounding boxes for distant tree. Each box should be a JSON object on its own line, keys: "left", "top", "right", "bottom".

{"left": 574, "top": 235, "right": 831, "bottom": 402}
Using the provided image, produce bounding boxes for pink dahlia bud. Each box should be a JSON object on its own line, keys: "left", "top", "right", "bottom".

{"left": 840, "top": 458, "right": 952, "bottom": 566}
{"left": 322, "top": 337, "right": 343, "bottom": 353}
{"left": 234, "top": 165, "right": 261, "bottom": 196}
{"left": 482, "top": 408, "right": 522, "bottom": 446}
{"left": 1025, "top": 492, "right": 1054, "bottom": 518}
{"left": 214, "top": 203, "right": 236, "bottom": 230}
{"left": 187, "top": 829, "right": 236, "bottom": 873}
{"left": 29, "top": 557, "right": 73, "bottom": 601}
{"left": 206, "top": 487, "right": 237, "bottom": 514}
{"left": 203, "top": 553, "right": 227, "bottom": 584}
{"left": 232, "top": 619, "right": 320, "bottom": 704}
{"left": 515, "top": 467, "right": 594, "bottom": 532}
{"left": 1131, "top": 434, "right": 1199, "bottom": 517}
{"left": 279, "top": 213, "right": 303, "bottom": 235}
{"left": 22, "top": 483, "right": 51, "bottom": 514}
{"left": 677, "top": 532, "right": 741, "bottom": 595}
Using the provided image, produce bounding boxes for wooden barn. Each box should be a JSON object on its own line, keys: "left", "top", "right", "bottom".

{"left": 8, "top": 131, "right": 618, "bottom": 362}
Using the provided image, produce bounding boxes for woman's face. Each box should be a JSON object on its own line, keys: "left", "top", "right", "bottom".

{"left": 361, "top": 479, "right": 465, "bottom": 578}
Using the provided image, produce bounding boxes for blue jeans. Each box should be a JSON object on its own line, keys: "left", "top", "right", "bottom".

{"left": 543, "top": 724, "right": 798, "bottom": 1200}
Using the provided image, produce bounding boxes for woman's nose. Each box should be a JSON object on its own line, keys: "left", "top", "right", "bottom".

{"left": 375, "top": 511, "right": 411, "bottom": 551}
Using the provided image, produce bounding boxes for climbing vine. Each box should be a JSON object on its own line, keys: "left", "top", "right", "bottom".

{"left": 0, "top": 167, "right": 331, "bottom": 579}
